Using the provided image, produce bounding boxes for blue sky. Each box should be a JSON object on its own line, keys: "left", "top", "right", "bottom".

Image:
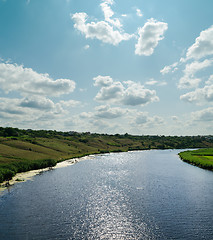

{"left": 0, "top": 0, "right": 213, "bottom": 135}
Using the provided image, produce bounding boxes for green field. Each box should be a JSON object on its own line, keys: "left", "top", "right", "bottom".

{"left": 0, "top": 127, "right": 213, "bottom": 182}
{"left": 179, "top": 148, "right": 213, "bottom": 171}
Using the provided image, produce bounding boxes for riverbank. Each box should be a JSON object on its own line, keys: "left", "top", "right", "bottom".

{"left": 179, "top": 148, "right": 213, "bottom": 171}
{"left": 0, "top": 128, "right": 213, "bottom": 183}
{"left": 1, "top": 148, "right": 213, "bottom": 194}
{"left": 0, "top": 155, "right": 94, "bottom": 193}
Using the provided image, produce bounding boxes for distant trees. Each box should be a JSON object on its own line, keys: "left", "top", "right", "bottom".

{"left": 0, "top": 126, "right": 212, "bottom": 149}
{"left": 0, "top": 127, "right": 19, "bottom": 137}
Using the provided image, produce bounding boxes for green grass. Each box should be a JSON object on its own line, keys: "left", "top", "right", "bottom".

{"left": 179, "top": 148, "right": 213, "bottom": 171}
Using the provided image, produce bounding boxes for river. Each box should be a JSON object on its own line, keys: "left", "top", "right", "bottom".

{"left": 0, "top": 150, "right": 213, "bottom": 239}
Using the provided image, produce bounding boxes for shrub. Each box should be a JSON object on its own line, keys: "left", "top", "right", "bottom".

{"left": 0, "top": 168, "right": 15, "bottom": 182}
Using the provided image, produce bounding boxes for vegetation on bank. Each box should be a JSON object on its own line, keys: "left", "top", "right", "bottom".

{"left": 179, "top": 148, "right": 213, "bottom": 171}
{"left": 0, "top": 126, "right": 213, "bottom": 183}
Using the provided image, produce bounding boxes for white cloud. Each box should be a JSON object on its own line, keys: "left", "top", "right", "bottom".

{"left": 180, "top": 84, "right": 213, "bottom": 104}
{"left": 94, "top": 75, "right": 159, "bottom": 106}
{"left": 93, "top": 75, "right": 114, "bottom": 87}
{"left": 0, "top": 97, "right": 60, "bottom": 123}
{"left": 145, "top": 78, "right": 167, "bottom": 86}
{"left": 122, "top": 80, "right": 159, "bottom": 106}
{"left": 0, "top": 98, "right": 25, "bottom": 117}
{"left": 183, "top": 59, "right": 212, "bottom": 76}
{"left": 205, "top": 74, "right": 213, "bottom": 85}
{"left": 160, "top": 62, "right": 178, "bottom": 75}
{"left": 178, "top": 77, "right": 201, "bottom": 89}
{"left": 178, "top": 59, "right": 213, "bottom": 89}
{"left": 186, "top": 25, "right": 213, "bottom": 60}
{"left": 0, "top": 96, "right": 80, "bottom": 117}
{"left": 20, "top": 96, "right": 55, "bottom": 110}
{"left": 0, "top": 63, "right": 76, "bottom": 96}
{"left": 132, "top": 111, "right": 164, "bottom": 127}
{"left": 136, "top": 8, "right": 143, "bottom": 17}
{"left": 78, "top": 110, "right": 123, "bottom": 133}
{"left": 0, "top": 61, "right": 81, "bottom": 129}
{"left": 59, "top": 100, "right": 81, "bottom": 108}
{"left": 84, "top": 44, "right": 90, "bottom": 50}
{"left": 135, "top": 18, "right": 168, "bottom": 56}
{"left": 79, "top": 112, "right": 93, "bottom": 119}
{"left": 0, "top": 95, "right": 83, "bottom": 131}
{"left": 72, "top": 11, "right": 133, "bottom": 46}
{"left": 191, "top": 107, "right": 213, "bottom": 122}
{"left": 95, "top": 81, "right": 124, "bottom": 101}
{"left": 94, "top": 105, "right": 126, "bottom": 119}
{"left": 162, "top": 26, "right": 213, "bottom": 76}
{"left": 145, "top": 79, "right": 158, "bottom": 85}
{"left": 134, "top": 112, "right": 149, "bottom": 124}
{"left": 100, "top": 0, "right": 122, "bottom": 28}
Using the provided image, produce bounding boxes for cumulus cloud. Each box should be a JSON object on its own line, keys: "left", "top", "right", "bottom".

{"left": 178, "top": 59, "right": 213, "bottom": 89}
{"left": 135, "top": 18, "right": 168, "bottom": 56}
{"left": 0, "top": 61, "right": 81, "bottom": 129}
{"left": 160, "top": 26, "right": 213, "bottom": 97}
{"left": 72, "top": 2, "right": 169, "bottom": 56}
{"left": 72, "top": 11, "right": 132, "bottom": 46}
{"left": 122, "top": 80, "right": 159, "bottom": 106}
{"left": 178, "top": 77, "right": 201, "bottom": 89}
{"left": 20, "top": 96, "right": 55, "bottom": 110}
{"left": 191, "top": 107, "right": 213, "bottom": 122}
{"left": 186, "top": 25, "right": 213, "bottom": 60}
{"left": 95, "top": 81, "right": 124, "bottom": 101}
{"left": 78, "top": 110, "right": 123, "bottom": 133}
{"left": 0, "top": 63, "right": 76, "bottom": 96}
{"left": 0, "top": 95, "right": 82, "bottom": 131}
{"left": 183, "top": 59, "right": 213, "bottom": 77}
{"left": 0, "top": 98, "right": 25, "bottom": 117}
{"left": 133, "top": 111, "right": 164, "bottom": 127}
{"left": 59, "top": 100, "right": 81, "bottom": 108}
{"left": 93, "top": 76, "right": 159, "bottom": 106}
{"left": 100, "top": 0, "right": 122, "bottom": 28}
{"left": 0, "top": 96, "right": 78, "bottom": 117}
{"left": 94, "top": 105, "right": 126, "bottom": 119}
{"left": 93, "top": 75, "right": 114, "bottom": 87}
{"left": 180, "top": 84, "right": 213, "bottom": 105}
{"left": 205, "top": 74, "right": 213, "bottom": 85}
{"left": 79, "top": 112, "right": 93, "bottom": 119}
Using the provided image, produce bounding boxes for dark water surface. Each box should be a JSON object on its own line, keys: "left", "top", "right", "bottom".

{"left": 0, "top": 150, "right": 213, "bottom": 239}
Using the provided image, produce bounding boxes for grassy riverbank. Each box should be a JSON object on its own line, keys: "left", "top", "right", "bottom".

{"left": 0, "top": 127, "right": 213, "bottom": 182}
{"left": 179, "top": 148, "right": 213, "bottom": 171}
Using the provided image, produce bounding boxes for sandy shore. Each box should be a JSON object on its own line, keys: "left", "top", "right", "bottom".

{"left": 0, "top": 155, "right": 95, "bottom": 194}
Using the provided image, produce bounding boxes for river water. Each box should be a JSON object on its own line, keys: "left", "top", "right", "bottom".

{"left": 0, "top": 150, "right": 213, "bottom": 240}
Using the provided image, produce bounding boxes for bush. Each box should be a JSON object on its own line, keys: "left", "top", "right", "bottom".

{"left": 0, "top": 159, "right": 57, "bottom": 183}
{"left": 0, "top": 168, "right": 15, "bottom": 182}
